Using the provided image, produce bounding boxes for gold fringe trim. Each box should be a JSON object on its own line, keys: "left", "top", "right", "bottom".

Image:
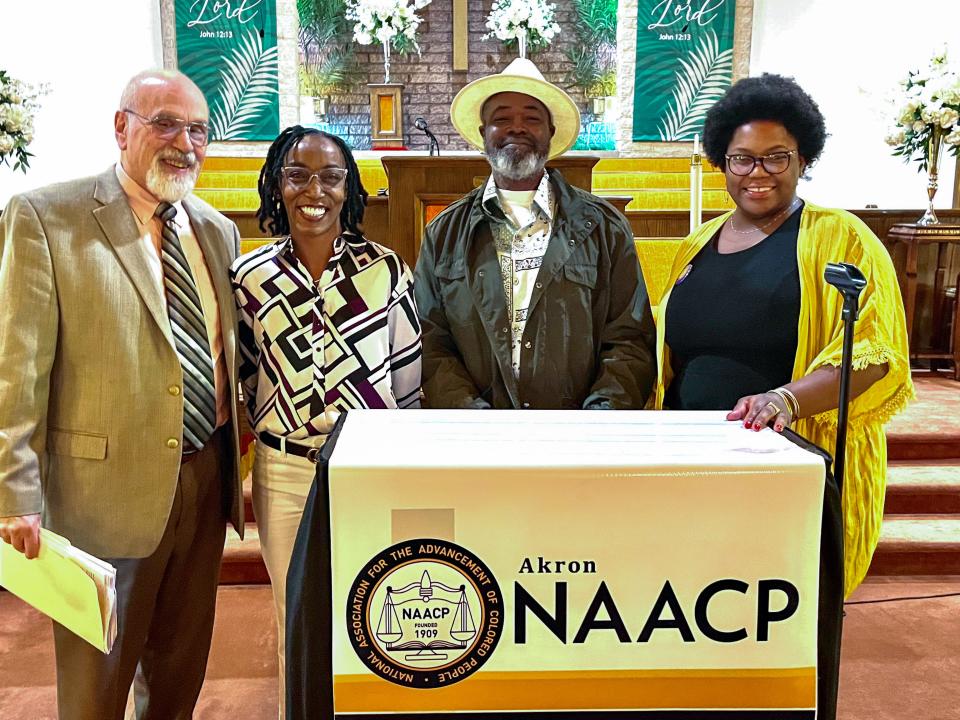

{"left": 807, "top": 348, "right": 915, "bottom": 431}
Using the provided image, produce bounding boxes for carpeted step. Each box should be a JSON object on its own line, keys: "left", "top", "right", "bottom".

{"left": 885, "top": 377, "right": 960, "bottom": 461}
{"left": 885, "top": 461, "right": 960, "bottom": 514}
{"left": 220, "top": 523, "right": 269, "bottom": 585}
{"left": 868, "top": 514, "right": 960, "bottom": 576}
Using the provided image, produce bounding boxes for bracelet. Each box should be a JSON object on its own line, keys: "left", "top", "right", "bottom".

{"left": 771, "top": 387, "right": 800, "bottom": 419}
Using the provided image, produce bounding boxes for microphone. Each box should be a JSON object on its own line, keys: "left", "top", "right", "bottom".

{"left": 414, "top": 116, "right": 440, "bottom": 156}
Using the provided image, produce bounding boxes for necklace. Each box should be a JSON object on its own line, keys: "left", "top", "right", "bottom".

{"left": 728, "top": 197, "right": 801, "bottom": 236}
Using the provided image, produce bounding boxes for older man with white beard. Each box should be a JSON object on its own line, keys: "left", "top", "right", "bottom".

{"left": 414, "top": 59, "right": 656, "bottom": 410}
{"left": 0, "top": 69, "right": 244, "bottom": 719}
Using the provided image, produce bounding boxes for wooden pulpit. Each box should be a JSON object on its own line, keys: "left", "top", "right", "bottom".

{"left": 379, "top": 155, "right": 601, "bottom": 266}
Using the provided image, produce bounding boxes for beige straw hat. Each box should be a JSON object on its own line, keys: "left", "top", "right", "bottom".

{"left": 450, "top": 58, "right": 581, "bottom": 160}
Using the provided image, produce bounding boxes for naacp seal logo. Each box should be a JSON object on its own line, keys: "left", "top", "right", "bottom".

{"left": 347, "top": 539, "right": 503, "bottom": 687}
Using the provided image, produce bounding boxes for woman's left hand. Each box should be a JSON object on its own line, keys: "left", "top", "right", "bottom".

{"left": 727, "top": 392, "right": 792, "bottom": 432}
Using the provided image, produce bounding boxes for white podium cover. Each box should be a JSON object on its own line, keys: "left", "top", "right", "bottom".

{"left": 329, "top": 410, "right": 825, "bottom": 716}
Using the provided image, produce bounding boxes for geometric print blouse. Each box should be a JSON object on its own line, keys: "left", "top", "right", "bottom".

{"left": 230, "top": 232, "right": 422, "bottom": 439}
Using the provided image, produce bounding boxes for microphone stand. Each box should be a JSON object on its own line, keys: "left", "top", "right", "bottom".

{"left": 414, "top": 117, "right": 440, "bottom": 156}
{"left": 823, "top": 262, "right": 867, "bottom": 497}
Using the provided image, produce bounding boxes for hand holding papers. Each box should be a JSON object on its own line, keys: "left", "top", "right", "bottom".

{"left": 0, "top": 528, "right": 117, "bottom": 653}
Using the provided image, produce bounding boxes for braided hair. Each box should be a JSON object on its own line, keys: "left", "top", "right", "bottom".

{"left": 256, "top": 125, "right": 368, "bottom": 237}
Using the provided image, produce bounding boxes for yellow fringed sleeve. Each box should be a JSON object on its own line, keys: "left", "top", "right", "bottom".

{"left": 654, "top": 203, "right": 914, "bottom": 597}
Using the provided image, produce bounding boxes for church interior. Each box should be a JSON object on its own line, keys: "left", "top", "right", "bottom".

{"left": 1, "top": 0, "right": 959, "bottom": 718}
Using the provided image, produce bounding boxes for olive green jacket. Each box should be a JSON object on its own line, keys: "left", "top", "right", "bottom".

{"left": 414, "top": 169, "right": 656, "bottom": 410}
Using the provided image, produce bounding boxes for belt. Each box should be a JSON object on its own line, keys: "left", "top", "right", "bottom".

{"left": 257, "top": 432, "right": 324, "bottom": 463}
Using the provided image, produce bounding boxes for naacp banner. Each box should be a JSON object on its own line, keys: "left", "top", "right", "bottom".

{"left": 329, "top": 410, "right": 825, "bottom": 717}
{"left": 175, "top": 0, "right": 279, "bottom": 141}
{"left": 632, "top": 0, "right": 736, "bottom": 141}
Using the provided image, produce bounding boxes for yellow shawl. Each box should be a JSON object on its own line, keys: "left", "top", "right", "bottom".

{"left": 654, "top": 202, "right": 914, "bottom": 596}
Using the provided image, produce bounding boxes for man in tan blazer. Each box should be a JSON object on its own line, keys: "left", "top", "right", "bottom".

{"left": 0, "top": 69, "right": 244, "bottom": 719}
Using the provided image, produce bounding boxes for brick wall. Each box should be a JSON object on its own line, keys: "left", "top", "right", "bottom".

{"left": 319, "top": 1, "right": 598, "bottom": 152}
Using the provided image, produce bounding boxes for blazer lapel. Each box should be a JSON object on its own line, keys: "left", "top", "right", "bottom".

{"left": 92, "top": 169, "right": 174, "bottom": 347}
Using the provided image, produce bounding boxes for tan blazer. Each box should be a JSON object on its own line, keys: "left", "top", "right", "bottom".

{"left": 0, "top": 167, "right": 244, "bottom": 558}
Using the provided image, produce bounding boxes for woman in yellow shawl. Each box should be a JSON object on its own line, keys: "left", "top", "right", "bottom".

{"left": 654, "top": 74, "right": 913, "bottom": 596}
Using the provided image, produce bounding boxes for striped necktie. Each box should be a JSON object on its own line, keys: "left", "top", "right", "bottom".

{"left": 155, "top": 202, "right": 217, "bottom": 450}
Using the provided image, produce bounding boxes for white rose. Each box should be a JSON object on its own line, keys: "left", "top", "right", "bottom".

{"left": 938, "top": 107, "right": 959, "bottom": 128}
{"left": 913, "top": 120, "right": 927, "bottom": 134}
{"left": 375, "top": 24, "right": 396, "bottom": 44}
{"left": 0, "top": 132, "right": 14, "bottom": 155}
{"left": 944, "top": 127, "right": 960, "bottom": 146}
{"left": 0, "top": 104, "right": 29, "bottom": 134}
{"left": 354, "top": 28, "right": 372, "bottom": 44}
{"left": 884, "top": 127, "right": 907, "bottom": 146}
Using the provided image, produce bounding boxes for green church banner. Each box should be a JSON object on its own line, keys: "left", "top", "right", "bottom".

{"left": 175, "top": 0, "right": 280, "bottom": 141}
{"left": 632, "top": 0, "right": 735, "bottom": 142}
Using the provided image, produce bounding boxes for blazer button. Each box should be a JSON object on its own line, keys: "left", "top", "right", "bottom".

{"left": 168, "top": 385, "right": 181, "bottom": 396}
{"left": 524, "top": 340, "right": 532, "bottom": 349}
{"left": 478, "top": 270, "right": 485, "bottom": 277}
{"left": 167, "top": 438, "right": 180, "bottom": 449}
{"left": 568, "top": 239, "right": 575, "bottom": 246}
{"left": 535, "top": 282, "right": 542, "bottom": 289}
{"left": 501, "top": 327, "right": 508, "bottom": 334}
{"left": 522, "top": 402, "right": 530, "bottom": 409}
{"left": 585, "top": 220, "right": 593, "bottom": 228}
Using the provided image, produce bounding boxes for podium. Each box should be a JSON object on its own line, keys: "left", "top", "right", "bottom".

{"left": 286, "top": 411, "right": 843, "bottom": 719}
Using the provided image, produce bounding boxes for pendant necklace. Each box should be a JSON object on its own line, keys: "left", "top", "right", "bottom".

{"left": 728, "top": 197, "right": 802, "bottom": 236}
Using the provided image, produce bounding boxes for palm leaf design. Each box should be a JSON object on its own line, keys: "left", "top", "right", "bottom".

{"left": 656, "top": 30, "right": 733, "bottom": 141}
{"left": 209, "top": 29, "right": 279, "bottom": 141}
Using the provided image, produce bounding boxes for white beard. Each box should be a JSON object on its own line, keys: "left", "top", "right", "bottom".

{"left": 486, "top": 143, "right": 547, "bottom": 182}
{"left": 146, "top": 150, "right": 200, "bottom": 202}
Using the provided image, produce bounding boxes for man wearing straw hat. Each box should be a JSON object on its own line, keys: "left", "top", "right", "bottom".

{"left": 414, "top": 58, "right": 656, "bottom": 410}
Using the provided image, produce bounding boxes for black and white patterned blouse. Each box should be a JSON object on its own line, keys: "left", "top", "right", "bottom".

{"left": 230, "top": 233, "right": 422, "bottom": 439}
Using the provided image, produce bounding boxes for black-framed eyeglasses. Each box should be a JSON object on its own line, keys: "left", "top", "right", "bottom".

{"left": 123, "top": 108, "right": 210, "bottom": 147}
{"left": 281, "top": 166, "right": 349, "bottom": 191}
{"left": 724, "top": 150, "right": 798, "bottom": 176}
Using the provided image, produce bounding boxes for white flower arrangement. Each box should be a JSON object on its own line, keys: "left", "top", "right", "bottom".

{"left": 485, "top": 0, "right": 561, "bottom": 51}
{"left": 345, "top": 0, "right": 432, "bottom": 53}
{"left": 0, "top": 70, "right": 44, "bottom": 172}
{"left": 885, "top": 49, "right": 960, "bottom": 169}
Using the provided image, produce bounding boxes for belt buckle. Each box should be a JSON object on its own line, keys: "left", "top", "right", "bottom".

{"left": 305, "top": 447, "right": 321, "bottom": 464}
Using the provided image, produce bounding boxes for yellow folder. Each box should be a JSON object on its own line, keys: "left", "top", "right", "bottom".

{"left": 0, "top": 529, "right": 117, "bottom": 653}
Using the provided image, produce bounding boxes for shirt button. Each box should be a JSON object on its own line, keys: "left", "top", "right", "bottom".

{"left": 168, "top": 385, "right": 181, "bottom": 396}
{"left": 166, "top": 438, "right": 180, "bottom": 449}
{"left": 524, "top": 340, "right": 532, "bottom": 349}
{"left": 522, "top": 402, "right": 530, "bottom": 409}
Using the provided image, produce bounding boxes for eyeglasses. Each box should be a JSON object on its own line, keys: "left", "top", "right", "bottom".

{"left": 724, "top": 150, "right": 798, "bottom": 176}
{"left": 123, "top": 109, "right": 210, "bottom": 147}
{"left": 281, "top": 166, "right": 349, "bottom": 191}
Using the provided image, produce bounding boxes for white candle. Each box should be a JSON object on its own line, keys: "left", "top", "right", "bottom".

{"left": 690, "top": 134, "right": 702, "bottom": 232}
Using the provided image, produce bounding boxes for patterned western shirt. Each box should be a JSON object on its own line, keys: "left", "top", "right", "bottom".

{"left": 481, "top": 171, "right": 556, "bottom": 377}
{"left": 230, "top": 233, "right": 422, "bottom": 439}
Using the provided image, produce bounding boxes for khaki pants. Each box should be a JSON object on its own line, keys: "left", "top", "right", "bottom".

{"left": 253, "top": 438, "right": 323, "bottom": 719}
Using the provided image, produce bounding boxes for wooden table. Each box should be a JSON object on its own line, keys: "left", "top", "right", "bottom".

{"left": 888, "top": 222, "right": 960, "bottom": 378}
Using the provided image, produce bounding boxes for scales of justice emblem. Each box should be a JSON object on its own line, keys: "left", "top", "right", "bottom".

{"left": 375, "top": 569, "right": 478, "bottom": 664}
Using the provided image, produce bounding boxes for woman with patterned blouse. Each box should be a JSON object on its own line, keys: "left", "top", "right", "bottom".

{"left": 229, "top": 126, "right": 422, "bottom": 716}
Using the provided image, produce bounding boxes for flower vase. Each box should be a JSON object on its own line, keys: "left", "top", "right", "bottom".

{"left": 383, "top": 41, "right": 392, "bottom": 84}
{"left": 518, "top": 32, "right": 527, "bottom": 60}
{"left": 918, "top": 126, "right": 944, "bottom": 225}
